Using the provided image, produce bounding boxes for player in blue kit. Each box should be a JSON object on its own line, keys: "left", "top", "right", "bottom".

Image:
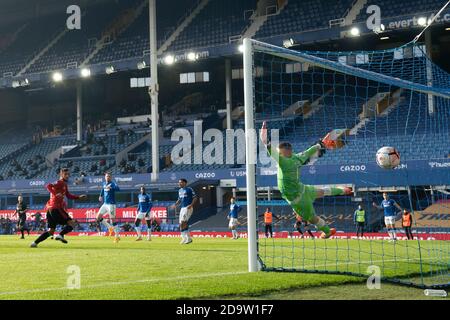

{"left": 172, "top": 179, "right": 198, "bottom": 244}
{"left": 227, "top": 197, "right": 242, "bottom": 239}
{"left": 373, "top": 192, "right": 403, "bottom": 242}
{"left": 96, "top": 172, "right": 121, "bottom": 243}
{"left": 134, "top": 186, "right": 153, "bottom": 241}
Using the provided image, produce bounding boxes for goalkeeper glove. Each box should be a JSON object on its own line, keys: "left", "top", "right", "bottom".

{"left": 315, "top": 140, "right": 327, "bottom": 158}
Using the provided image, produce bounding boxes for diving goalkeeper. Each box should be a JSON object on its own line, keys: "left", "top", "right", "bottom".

{"left": 260, "top": 121, "right": 352, "bottom": 239}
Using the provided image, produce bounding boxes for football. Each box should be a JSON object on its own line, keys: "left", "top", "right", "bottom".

{"left": 376, "top": 146, "right": 401, "bottom": 169}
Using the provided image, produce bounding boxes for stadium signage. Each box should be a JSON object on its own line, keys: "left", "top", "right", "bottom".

{"left": 29, "top": 180, "right": 46, "bottom": 186}
{"left": 115, "top": 176, "right": 134, "bottom": 182}
{"left": 0, "top": 207, "right": 168, "bottom": 220}
{"left": 339, "top": 165, "right": 367, "bottom": 172}
{"left": 428, "top": 161, "right": 450, "bottom": 168}
{"left": 393, "top": 163, "right": 407, "bottom": 170}
{"left": 195, "top": 172, "right": 216, "bottom": 179}
{"left": 0, "top": 158, "right": 449, "bottom": 192}
{"left": 260, "top": 168, "right": 277, "bottom": 176}
{"left": 81, "top": 209, "right": 98, "bottom": 219}
{"left": 230, "top": 170, "right": 246, "bottom": 177}
{"left": 22, "top": 231, "right": 450, "bottom": 241}
{"left": 384, "top": 13, "right": 450, "bottom": 31}
{"left": 88, "top": 177, "right": 103, "bottom": 184}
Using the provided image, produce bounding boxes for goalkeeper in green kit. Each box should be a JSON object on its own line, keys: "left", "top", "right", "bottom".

{"left": 260, "top": 121, "right": 352, "bottom": 239}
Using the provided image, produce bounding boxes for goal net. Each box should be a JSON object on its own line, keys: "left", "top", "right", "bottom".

{"left": 243, "top": 39, "right": 450, "bottom": 289}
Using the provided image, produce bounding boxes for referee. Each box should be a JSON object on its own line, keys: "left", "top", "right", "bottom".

{"left": 14, "top": 195, "right": 30, "bottom": 239}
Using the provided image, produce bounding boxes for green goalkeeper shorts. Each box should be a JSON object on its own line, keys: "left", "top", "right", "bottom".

{"left": 282, "top": 184, "right": 318, "bottom": 222}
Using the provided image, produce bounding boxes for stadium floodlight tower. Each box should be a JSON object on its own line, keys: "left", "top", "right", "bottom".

{"left": 149, "top": 0, "right": 159, "bottom": 182}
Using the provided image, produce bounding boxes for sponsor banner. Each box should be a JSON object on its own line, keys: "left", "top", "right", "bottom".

{"left": 0, "top": 207, "right": 168, "bottom": 221}
{"left": 0, "top": 159, "right": 448, "bottom": 192}
{"left": 383, "top": 11, "right": 450, "bottom": 31}
{"left": 11, "top": 231, "right": 450, "bottom": 241}
{"left": 255, "top": 159, "right": 450, "bottom": 188}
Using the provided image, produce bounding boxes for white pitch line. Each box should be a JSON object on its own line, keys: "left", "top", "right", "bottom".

{"left": 1, "top": 256, "right": 444, "bottom": 297}
{"left": 0, "top": 271, "right": 248, "bottom": 296}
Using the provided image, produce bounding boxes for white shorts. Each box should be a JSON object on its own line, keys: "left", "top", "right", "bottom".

{"left": 136, "top": 211, "right": 150, "bottom": 220}
{"left": 384, "top": 216, "right": 396, "bottom": 226}
{"left": 98, "top": 204, "right": 117, "bottom": 219}
{"left": 179, "top": 207, "right": 193, "bottom": 224}
{"left": 229, "top": 218, "right": 238, "bottom": 228}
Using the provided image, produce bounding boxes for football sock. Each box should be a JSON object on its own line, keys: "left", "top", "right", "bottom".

{"left": 102, "top": 219, "right": 112, "bottom": 230}
{"left": 60, "top": 225, "right": 73, "bottom": 236}
{"left": 387, "top": 229, "right": 396, "bottom": 239}
{"left": 135, "top": 226, "right": 141, "bottom": 237}
{"left": 35, "top": 231, "right": 51, "bottom": 244}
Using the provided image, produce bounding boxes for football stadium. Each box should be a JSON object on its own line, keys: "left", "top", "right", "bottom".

{"left": 0, "top": 0, "right": 449, "bottom": 302}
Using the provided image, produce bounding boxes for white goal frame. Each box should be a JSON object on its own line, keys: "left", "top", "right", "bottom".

{"left": 243, "top": 38, "right": 258, "bottom": 272}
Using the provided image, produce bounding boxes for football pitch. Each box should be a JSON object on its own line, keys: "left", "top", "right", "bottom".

{"left": 0, "top": 235, "right": 447, "bottom": 300}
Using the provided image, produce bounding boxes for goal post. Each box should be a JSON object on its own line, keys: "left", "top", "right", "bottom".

{"left": 243, "top": 38, "right": 450, "bottom": 288}
{"left": 243, "top": 38, "right": 258, "bottom": 272}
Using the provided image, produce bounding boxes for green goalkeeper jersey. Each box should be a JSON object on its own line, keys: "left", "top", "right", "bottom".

{"left": 268, "top": 144, "right": 319, "bottom": 195}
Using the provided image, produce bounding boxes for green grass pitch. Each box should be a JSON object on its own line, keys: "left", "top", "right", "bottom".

{"left": 0, "top": 235, "right": 447, "bottom": 300}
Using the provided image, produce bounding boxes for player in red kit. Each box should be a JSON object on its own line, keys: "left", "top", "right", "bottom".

{"left": 30, "top": 168, "right": 86, "bottom": 247}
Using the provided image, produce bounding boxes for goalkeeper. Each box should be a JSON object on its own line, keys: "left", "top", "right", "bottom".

{"left": 260, "top": 121, "right": 352, "bottom": 239}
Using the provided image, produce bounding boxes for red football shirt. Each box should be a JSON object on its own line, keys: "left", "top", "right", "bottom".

{"left": 46, "top": 179, "right": 80, "bottom": 210}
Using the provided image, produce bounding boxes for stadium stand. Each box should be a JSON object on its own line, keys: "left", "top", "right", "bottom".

{"left": 167, "top": 0, "right": 258, "bottom": 51}
{"left": 398, "top": 200, "right": 450, "bottom": 231}
{"left": 235, "top": 62, "right": 450, "bottom": 166}
{"left": 0, "top": 136, "right": 76, "bottom": 179}
{"left": 39, "top": 157, "right": 116, "bottom": 179}
{"left": 1, "top": 0, "right": 448, "bottom": 77}
{"left": 255, "top": 0, "right": 355, "bottom": 39}
{"left": 0, "top": 143, "right": 28, "bottom": 163}
{"left": 192, "top": 198, "right": 385, "bottom": 233}
{"left": 36, "top": 127, "right": 151, "bottom": 178}
{"left": 355, "top": 0, "right": 447, "bottom": 23}
{"left": 91, "top": 0, "right": 198, "bottom": 65}
{"left": 0, "top": 89, "right": 446, "bottom": 179}
{"left": 294, "top": 91, "right": 450, "bottom": 164}
{"left": 28, "top": 1, "right": 135, "bottom": 74}
{"left": 0, "top": 12, "right": 67, "bottom": 76}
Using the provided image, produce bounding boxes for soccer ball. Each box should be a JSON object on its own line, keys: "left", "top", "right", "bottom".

{"left": 376, "top": 146, "right": 400, "bottom": 169}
